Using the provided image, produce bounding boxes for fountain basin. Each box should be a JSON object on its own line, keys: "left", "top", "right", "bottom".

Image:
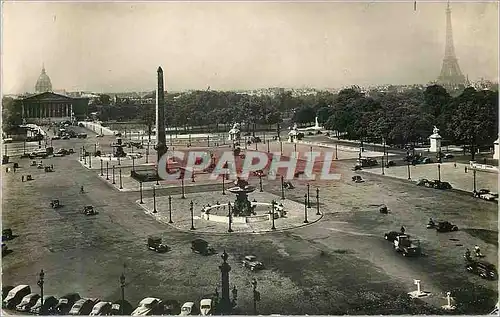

{"left": 200, "top": 202, "right": 284, "bottom": 224}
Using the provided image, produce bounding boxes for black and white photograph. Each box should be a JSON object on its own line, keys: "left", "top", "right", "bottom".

{"left": 1, "top": 1, "right": 499, "bottom": 315}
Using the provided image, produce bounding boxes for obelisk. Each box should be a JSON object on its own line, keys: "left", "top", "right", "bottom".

{"left": 155, "top": 66, "right": 167, "bottom": 164}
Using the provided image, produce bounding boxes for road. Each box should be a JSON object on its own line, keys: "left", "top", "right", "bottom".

{"left": 2, "top": 127, "right": 497, "bottom": 315}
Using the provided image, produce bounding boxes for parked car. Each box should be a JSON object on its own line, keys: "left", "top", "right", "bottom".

{"left": 466, "top": 261, "right": 497, "bottom": 280}
{"left": 2, "top": 286, "right": 14, "bottom": 302}
{"left": 90, "top": 301, "right": 112, "bottom": 316}
{"left": 356, "top": 158, "right": 378, "bottom": 167}
{"left": 83, "top": 205, "right": 97, "bottom": 216}
{"left": 480, "top": 193, "right": 498, "bottom": 201}
{"left": 162, "top": 299, "right": 181, "bottom": 315}
{"left": 435, "top": 221, "right": 458, "bottom": 232}
{"left": 415, "top": 178, "right": 429, "bottom": 187}
{"left": 16, "top": 293, "right": 40, "bottom": 312}
{"left": 110, "top": 300, "right": 134, "bottom": 315}
{"left": 384, "top": 231, "right": 407, "bottom": 243}
{"left": 352, "top": 175, "right": 364, "bottom": 183}
{"left": 443, "top": 153, "right": 454, "bottom": 159}
{"left": 55, "top": 293, "right": 81, "bottom": 315}
{"left": 2, "top": 243, "right": 8, "bottom": 255}
{"left": 147, "top": 237, "right": 169, "bottom": 253}
{"left": 30, "top": 295, "right": 58, "bottom": 315}
{"left": 3, "top": 285, "right": 31, "bottom": 309}
{"left": 62, "top": 135, "right": 70, "bottom": 140}
{"left": 191, "top": 239, "right": 216, "bottom": 256}
{"left": 385, "top": 160, "right": 396, "bottom": 167}
{"left": 200, "top": 299, "right": 212, "bottom": 316}
{"left": 179, "top": 302, "right": 199, "bottom": 316}
{"left": 433, "top": 180, "right": 452, "bottom": 190}
{"left": 2, "top": 228, "right": 13, "bottom": 241}
{"left": 69, "top": 298, "right": 99, "bottom": 315}
{"left": 50, "top": 199, "right": 62, "bottom": 209}
{"left": 131, "top": 297, "right": 163, "bottom": 316}
{"left": 242, "top": 255, "right": 264, "bottom": 271}
{"left": 393, "top": 235, "right": 421, "bottom": 257}
{"left": 420, "top": 157, "right": 432, "bottom": 164}
{"left": 51, "top": 135, "right": 61, "bottom": 140}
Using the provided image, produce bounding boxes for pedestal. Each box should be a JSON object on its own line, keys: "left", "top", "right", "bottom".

{"left": 429, "top": 134, "right": 442, "bottom": 153}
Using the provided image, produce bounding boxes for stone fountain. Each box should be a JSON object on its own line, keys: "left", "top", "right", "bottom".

{"left": 227, "top": 177, "right": 256, "bottom": 217}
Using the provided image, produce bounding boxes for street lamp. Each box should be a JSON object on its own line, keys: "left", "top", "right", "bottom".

{"left": 259, "top": 174, "right": 263, "bottom": 192}
{"left": 381, "top": 155, "right": 385, "bottom": 175}
{"left": 181, "top": 177, "right": 186, "bottom": 199}
{"left": 153, "top": 185, "right": 157, "bottom": 213}
{"left": 271, "top": 200, "right": 276, "bottom": 230}
{"left": 280, "top": 141, "right": 283, "bottom": 155}
{"left": 37, "top": 269, "right": 45, "bottom": 308}
{"left": 227, "top": 203, "right": 233, "bottom": 233}
{"left": 438, "top": 164, "right": 441, "bottom": 182}
{"left": 281, "top": 176, "right": 285, "bottom": 200}
{"left": 168, "top": 196, "right": 173, "bottom": 223}
{"left": 100, "top": 159, "right": 103, "bottom": 176}
{"left": 267, "top": 140, "right": 270, "bottom": 153}
{"left": 222, "top": 174, "right": 226, "bottom": 195}
{"left": 106, "top": 161, "right": 109, "bottom": 180}
{"left": 146, "top": 143, "right": 149, "bottom": 164}
{"left": 119, "top": 168, "right": 123, "bottom": 189}
{"left": 112, "top": 165, "right": 116, "bottom": 184}
{"left": 132, "top": 157, "right": 135, "bottom": 171}
{"left": 473, "top": 169, "right": 477, "bottom": 193}
{"left": 190, "top": 201, "right": 195, "bottom": 230}
{"left": 252, "top": 278, "right": 260, "bottom": 315}
{"left": 120, "top": 273, "right": 125, "bottom": 315}
{"left": 407, "top": 161, "right": 411, "bottom": 180}
{"left": 307, "top": 183, "right": 311, "bottom": 208}
{"left": 139, "top": 181, "right": 144, "bottom": 204}
{"left": 303, "top": 194, "right": 309, "bottom": 223}
{"left": 335, "top": 143, "right": 338, "bottom": 160}
{"left": 316, "top": 188, "right": 320, "bottom": 215}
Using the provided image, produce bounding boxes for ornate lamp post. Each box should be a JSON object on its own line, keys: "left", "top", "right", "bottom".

{"left": 251, "top": 278, "right": 260, "bottom": 315}
{"left": 139, "top": 181, "right": 144, "bottom": 204}
{"left": 307, "top": 183, "right": 311, "bottom": 208}
{"left": 267, "top": 140, "right": 270, "bottom": 153}
{"left": 190, "top": 201, "right": 195, "bottom": 230}
{"left": 89, "top": 154, "right": 92, "bottom": 168}
{"left": 381, "top": 155, "right": 385, "bottom": 175}
{"left": 146, "top": 143, "right": 149, "bottom": 164}
{"left": 280, "top": 141, "right": 283, "bottom": 155}
{"left": 153, "top": 185, "right": 157, "bottom": 213}
{"left": 132, "top": 157, "right": 135, "bottom": 172}
{"left": 335, "top": 143, "right": 338, "bottom": 160}
{"left": 473, "top": 169, "right": 477, "bottom": 193}
{"left": 120, "top": 273, "right": 125, "bottom": 315}
{"left": 271, "top": 200, "right": 276, "bottom": 230}
{"left": 181, "top": 177, "right": 186, "bottom": 199}
{"left": 168, "top": 196, "right": 173, "bottom": 223}
{"left": 112, "top": 165, "right": 116, "bottom": 184}
{"left": 259, "top": 174, "right": 263, "bottom": 192}
{"left": 106, "top": 162, "right": 109, "bottom": 180}
{"left": 227, "top": 203, "right": 233, "bottom": 233}
{"left": 316, "top": 188, "right": 320, "bottom": 215}
{"left": 303, "top": 194, "right": 309, "bottom": 223}
{"left": 37, "top": 269, "right": 45, "bottom": 308}
{"left": 280, "top": 176, "right": 285, "bottom": 200}
{"left": 438, "top": 164, "right": 441, "bottom": 182}
{"left": 118, "top": 157, "right": 121, "bottom": 166}
{"left": 119, "top": 168, "right": 123, "bottom": 189}
{"left": 100, "top": 159, "right": 103, "bottom": 176}
{"left": 222, "top": 174, "right": 226, "bottom": 195}
{"left": 407, "top": 161, "right": 411, "bottom": 180}
{"left": 218, "top": 251, "right": 235, "bottom": 314}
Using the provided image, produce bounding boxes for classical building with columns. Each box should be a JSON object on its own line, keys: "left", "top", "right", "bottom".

{"left": 17, "top": 91, "right": 89, "bottom": 124}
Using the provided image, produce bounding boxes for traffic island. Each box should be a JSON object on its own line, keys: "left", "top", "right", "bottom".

{"left": 137, "top": 191, "right": 322, "bottom": 234}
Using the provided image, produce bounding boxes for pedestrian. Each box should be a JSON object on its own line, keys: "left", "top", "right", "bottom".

{"left": 465, "top": 166, "right": 468, "bottom": 173}
{"left": 51, "top": 164, "right": 54, "bottom": 170}
{"left": 400, "top": 226, "right": 406, "bottom": 234}
{"left": 454, "top": 162, "right": 457, "bottom": 168}
{"left": 21, "top": 175, "right": 24, "bottom": 182}
{"left": 474, "top": 245, "right": 482, "bottom": 257}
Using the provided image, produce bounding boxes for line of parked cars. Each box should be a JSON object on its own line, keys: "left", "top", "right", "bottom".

{"left": 2, "top": 284, "right": 217, "bottom": 316}
{"left": 415, "top": 178, "right": 452, "bottom": 190}
{"left": 473, "top": 189, "right": 498, "bottom": 202}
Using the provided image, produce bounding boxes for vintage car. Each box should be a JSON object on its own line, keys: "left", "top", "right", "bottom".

{"left": 242, "top": 255, "right": 264, "bottom": 271}
{"left": 110, "top": 300, "right": 134, "bottom": 315}
{"left": 54, "top": 293, "right": 81, "bottom": 315}
{"left": 16, "top": 293, "right": 40, "bottom": 312}
{"left": 90, "top": 301, "right": 112, "bottom": 316}
{"left": 30, "top": 295, "right": 58, "bottom": 315}
{"left": 352, "top": 175, "right": 364, "bottom": 183}
{"left": 435, "top": 221, "right": 458, "bottom": 232}
{"left": 83, "top": 205, "right": 97, "bottom": 216}
{"left": 179, "top": 302, "right": 199, "bottom": 316}
{"left": 50, "top": 199, "right": 61, "bottom": 209}
{"left": 191, "top": 239, "right": 216, "bottom": 256}
{"left": 200, "top": 299, "right": 212, "bottom": 316}
{"left": 131, "top": 297, "right": 163, "bottom": 316}
{"left": 466, "top": 261, "right": 497, "bottom": 280}
{"left": 147, "top": 237, "right": 169, "bottom": 253}
{"left": 3, "top": 285, "right": 31, "bottom": 309}
{"left": 69, "top": 298, "right": 100, "bottom": 315}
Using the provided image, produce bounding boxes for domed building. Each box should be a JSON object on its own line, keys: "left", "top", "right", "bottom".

{"left": 35, "top": 66, "right": 53, "bottom": 93}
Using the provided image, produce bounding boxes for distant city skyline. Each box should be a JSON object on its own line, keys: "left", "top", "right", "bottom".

{"left": 2, "top": 1, "right": 498, "bottom": 94}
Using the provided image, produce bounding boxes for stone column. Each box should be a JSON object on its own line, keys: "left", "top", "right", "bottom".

{"left": 21, "top": 103, "right": 25, "bottom": 119}
{"left": 66, "top": 104, "right": 69, "bottom": 117}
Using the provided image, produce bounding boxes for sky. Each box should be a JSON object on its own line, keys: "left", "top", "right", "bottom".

{"left": 1, "top": 1, "right": 498, "bottom": 94}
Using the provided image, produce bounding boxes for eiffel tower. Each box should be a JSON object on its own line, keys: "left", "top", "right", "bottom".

{"left": 437, "top": 2, "right": 466, "bottom": 88}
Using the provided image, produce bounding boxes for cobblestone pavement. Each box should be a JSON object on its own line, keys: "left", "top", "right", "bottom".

{"left": 137, "top": 191, "right": 322, "bottom": 234}
{"left": 362, "top": 162, "right": 498, "bottom": 193}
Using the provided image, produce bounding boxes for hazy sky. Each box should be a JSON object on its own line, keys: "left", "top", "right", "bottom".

{"left": 2, "top": 1, "right": 498, "bottom": 94}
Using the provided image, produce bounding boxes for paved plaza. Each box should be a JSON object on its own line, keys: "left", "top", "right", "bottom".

{"left": 138, "top": 191, "right": 322, "bottom": 234}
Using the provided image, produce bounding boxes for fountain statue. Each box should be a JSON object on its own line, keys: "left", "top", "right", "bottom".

{"left": 227, "top": 177, "right": 256, "bottom": 217}
{"left": 228, "top": 123, "right": 241, "bottom": 141}
{"left": 429, "top": 125, "right": 442, "bottom": 153}
{"left": 288, "top": 123, "right": 299, "bottom": 143}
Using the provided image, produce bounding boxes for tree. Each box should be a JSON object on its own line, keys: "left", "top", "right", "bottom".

{"left": 2, "top": 97, "right": 22, "bottom": 132}
{"left": 292, "top": 106, "right": 316, "bottom": 125}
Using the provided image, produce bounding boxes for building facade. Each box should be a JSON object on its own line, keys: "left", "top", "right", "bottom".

{"left": 17, "top": 92, "right": 89, "bottom": 124}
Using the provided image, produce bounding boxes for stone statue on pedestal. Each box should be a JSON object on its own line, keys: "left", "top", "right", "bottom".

{"left": 288, "top": 123, "right": 299, "bottom": 143}
{"left": 429, "top": 125, "right": 442, "bottom": 153}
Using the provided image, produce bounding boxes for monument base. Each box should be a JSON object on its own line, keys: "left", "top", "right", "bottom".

{"left": 429, "top": 134, "right": 442, "bottom": 153}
